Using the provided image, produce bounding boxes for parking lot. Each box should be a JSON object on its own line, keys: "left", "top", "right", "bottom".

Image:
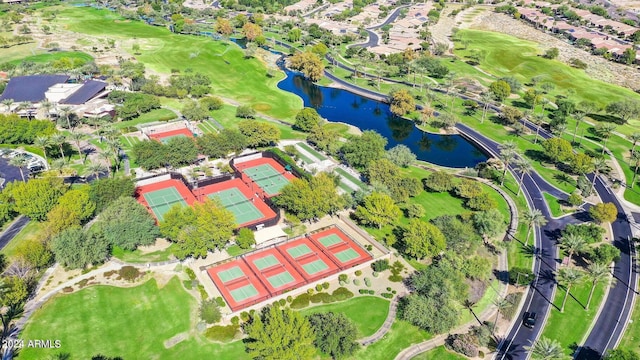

{"left": 0, "top": 149, "right": 47, "bottom": 187}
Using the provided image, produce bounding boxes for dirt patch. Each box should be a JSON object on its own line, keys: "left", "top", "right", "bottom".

{"left": 253, "top": 103, "right": 272, "bottom": 111}
{"left": 467, "top": 278, "right": 488, "bottom": 304}
{"left": 138, "top": 238, "right": 172, "bottom": 255}
{"left": 164, "top": 332, "right": 189, "bottom": 348}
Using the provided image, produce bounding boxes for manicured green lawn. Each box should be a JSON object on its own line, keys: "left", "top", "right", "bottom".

{"left": 6, "top": 51, "right": 93, "bottom": 65}
{"left": 207, "top": 104, "right": 306, "bottom": 140}
{"left": 226, "top": 244, "right": 252, "bottom": 257}
{"left": 0, "top": 220, "right": 45, "bottom": 259}
{"left": 411, "top": 345, "right": 466, "bottom": 360}
{"left": 543, "top": 192, "right": 566, "bottom": 218}
{"left": 19, "top": 277, "right": 251, "bottom": 360}
{"left": 110, "top": 244, "right": 175, "bottom": 263}
{"left": 54, "top": 6, "right": 302, "bottom": 121}
{"left": 541, "top": 281, "right": 607, "bottom": 356}
{"left": 347, "top": 320, "right": 431, "bottom": 360}
{"left": 458, "top": 279, "right": 501, "bottom": 325}
{"left": 113, "top": 108, "right": 177, "bottom": 130}
{"left": 334, "top": 167, "right": 367, "bottom": 189}
{"left": 300, "top": 296, "right": 390, "bottom": 338}
{"left": 0, "top": 42, "right": 41, "bottom": 64}
{"left": 455, "top": 30, "right": 640, "bottom": 108}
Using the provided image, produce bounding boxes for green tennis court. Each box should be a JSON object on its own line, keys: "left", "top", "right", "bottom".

{"left": 335, "top": 248, "right": 360, "bottom": 263}
{"left": 253, "top": 255, "right": 281, "bottom": 270}
{"left": 286, "top": 244, "right": 312, "bottom": 259}
{"left": 159, "top": 134, "right": 188, "bottom": 144}
{"left": 143, "top": 187, "right": 187, "bottom": 222}
{"left": 208, "top": 188, "right": 264, "bottom": 225}
{"left": 229, "top": 284, "right": 259, "bottom": 302}
{"left": 318, "top": 234, "right": 344, "bottom": 248}
{"left": 302, "top": 259, "right": 329, "bottom": 275}
{"left": 266, "top": 271, "right": 295, "bottom": 288}
{"left": 218, "top": 266, "right": 246, "bottom": 283}
{"left": 242, "top": 164, "right": 290, "bottom": 195}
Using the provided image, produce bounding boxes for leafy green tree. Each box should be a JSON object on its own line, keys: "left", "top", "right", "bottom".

{"left": 489, "top": 80, "right": 511, "bottom": 102}
{"left": 182, "top": 100, "right": 209, "bottom": 122}
{"left": 606, "top": 100, "right": 640, "bottom": 122}
{"left": 236, "top": 228, "right": 256, "bottom": 249}
{"left": 542, "top": 138, "right": 573, "bottom": 162}
{"left": 93, "top": 197, "right": 160, "bottom": 251}
{"left": 54, "top": 187, "right": 95, "bottom": 222}
{"left": 307, "top": 125, "right": 340, "bottom": 154}
{"left": 245, "top": 306, "right": 316, "bottom": 360}
{"left": 308, "top": 312, "right": 359, "bottom": 359}
{"left": 14, "top": 238, "right": 52, "bottom": 270}
{"left": 4, "top": 177, "right": 66, "bottom": 221}
{"left": 165, "top": 136, "right": 199, "bottom": 168}
{"left": 454, "top": 178, "right": 483, "bottom": 199}
{"left": 236, "top": 105, "right": 257, "bottom": 119}
{"left": 2, "top": 276, "right": 29, "bottom": 306}
{"left": 501, "top": 106, "right": 523, "bottom": 124}
{"left": 385, "top": 145, "right": 416, "bottom": 167}
{"left": 355, "top": 192, "right": 401, "bottom": 229}
{"left": 341, "top": 130, "right": 387, "bottom": 170}
{"left": 472, "top": 208, "right": 506, "bottom": 240}
{"left": 366, "top": 159, "right": 420, "bottom": 203}
{"left": 294, "top": 108, "right": 322, "bottom": 132}
{"left": 431, "top": 215, "right": 481, "bottom": 255}
{"left": 388, "top": 89, "right": 416, "bottom": 116}
{"left": 51, "top": 227, "right": 110, "bottom": 270}
{"left": 401, "top": 219, "right": 446, "bottom": 259}
{"left": 199, "top": 298, "right": 221, "bottom": 324}
{"left": 274, "top": 173, "right": 344, "bottom": 221}
{"left": 289, "top": 50, "right": 325, "bottom": 82}
{"left": 88, "top": 177, "right": 135, "bottom": 213}
{"left": 543, "top": 47, "right": 560, "bottom": 59}
{"left": 569, "top": 153, "right": 594, "bottom": 175}
{"left": 466, "top": 192, "right": 498, "bottom": 211}
{"left": 132, "top": 140, "right": 167, "bottom": 170}
{"left": 197, "top": 129, "right": 247, "bottom": 158}
{"left": 589, "top": 202, "right": 618, "bottom": 224}
{"left": 162, "top": 200, "right": 236, "bottom": 259}
{"left": 401, "top": 293, "right": 459, "bottom": 334}
{"left": 423, "top": 171, "right": 455, "bottom": 192}
{"left": 200, "top": 96, "right": 224, "bottom": 111}
{"left": 405, "top": 203, "right": 425, "bottom": 219}
{"left": 524, "top": 337, "right": 566, "bottom": 359}
{"left": 238, "top": 121, "right": 280, "bottom": 148}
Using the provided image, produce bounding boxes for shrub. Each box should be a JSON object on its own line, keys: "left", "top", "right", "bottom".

{"left": 204, "top": 325, "right": 239, "bottom": 342}
{"left": 315, "top": 284, "right": 323, "bottom": 292}
{"left": 446, "top": 333, "right": 479, "bottom": 357}
{"left": 562, "top": 223, "right": 605, "bottom": 244}
{"left": 373, "top": 271, "right": 379, "bottom": 277}
{"left": 353, "top": 279, "right": 361, "bottom": 286}
{"left": 286, "top": 295, "right": 293, "bottom": 303}
{"left": 119, "top": 266, "right": 142, "bottom": 282}
{"left": 364, "top": 278, "right": 371, "bottom": 287}
{"left": 381, "top": 292, "right": 393, "bottom": 298}
{"left": 199, "top": 298, "right": 222, "bottom": 324}
{"left": 332, "top": 287, "right": 354, "bottom": 301}
{"left": 290, "top": 293, "right": 310, "bottom": 309}
{"left": 359, "top": 289, "right": 369, "bottom": 294}
{"left": 215, "top": 297, "right": 226, "bottom": 307}
{"left": 389, "top": 275, "right": 403, "bottom": 282}
{"left": 185, "top": 267, "right": 196, "bottom": 280}
{"left": 386, "top": 287, "right": 392, "bottom": 292}
{"left": 322, "top": 282, "right": 330, "bottom": 290}
{"left": 311, "top": 292, "right": 331, "bottom": 303}
{"left": 372, "top": 259, "right": 390, "bottom": 272}
{"left": 368, "top": 290, "right": 375, "bottom": 295}
{"left": 567, "top": 192, "right": 583, "bottom": 206}
{"left": 198, "top": 285, "right": 208, "bottom": 300}
{"left": 307, "top": 288, "right": 314, "bottom": 295}
{"left": 279, "top": 298, "right": 286, "bottom": 306}
{"left": 183, "top": 280, "right": 193, "bottom": 290}
{"left": 423, "top": 171, "right": 454, "bottom": 192}
{"left": 63, "top": 287, "right": 73, "bottom": 293}
{"left": 231, "top": 316, "right": 240, "bottom": 325}
{"left": 240, "top": 311, "right": 250, "bottom": 322}
{"left": 502, "top": 294, "right": 522, "bottom": 320}
{"left": 338, "top": 274, "right": 348, "bottom": 282}
{"left": 339, "top": 281, "right": 346, "bottom": 286}
{"left": 236, "top": 105, "right": 256, "bottom": 118}
{"left": 392, "top": 290, "right": 397, "bottom": 295}
{"left": 355, "top": 270, "right": 362, "bottom": 276}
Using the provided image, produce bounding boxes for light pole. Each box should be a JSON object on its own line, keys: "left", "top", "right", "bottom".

{"left": 516, "top": 272, "right": 530, "bottom": 288}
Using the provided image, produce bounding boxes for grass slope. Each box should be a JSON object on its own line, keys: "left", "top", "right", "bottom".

{"left": 0, "top": 221, "right": 45, "bottom": 259}
{"left": 6, "top": 51, "right": 93, "bottom": 65}
{"left": 411, "top": 345, "right": 466, "bottom": 360}
{"left": 299, "top": 296, "right": 390, "bottom": 338}
{"left": 19, "top": 277, "right": 250, "bottom": 360}
{"left": 54, "top": 7, "right": 301, "bottom": 121}
{"left": 347, "top": 320, "right": 431, "bottom": 360}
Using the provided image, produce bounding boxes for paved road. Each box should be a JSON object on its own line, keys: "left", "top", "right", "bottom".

{"left": 353, "top": 5, "right": 411, "bottom": 48}
{"left": 0, "top": 157, "right": 29, "bottom": 187}
{"left": 0, "top": 216, "right": 29, "bottom": 251}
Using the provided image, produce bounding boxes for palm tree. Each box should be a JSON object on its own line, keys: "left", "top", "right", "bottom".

{"left": 498, "top": 141, "right": 517, "bottom": 186}
{"left": 480, "top": 92, "right": 492, "bottom": 124}
{"left": 49, "top": 133, "right": 67, "bottom": 162}
{"left": 631, "top": 150, "right": 640, "bottom": 189}
{"left": 100, "top": 149, "right": 114, "bottom": 173}
{"left": 58, "top": 106, "right": 74, "bottom": 129}
{"left": 629, "top": 132, "right": 640, "bottom": 155}
{"left": 571, "top": 109, "right": 586, "bottom": 144}
{"left": 532, "top": 113, "right": 545, "bottom": 144}
{"left": 68, "top": 132, "right": 86, "bottom": 163}
{"left": 2, "top": 99, "right": 13, "bottom": 113}
{"left": 522, "top": 209, "right": 548, "bottom": 246}
{"left": 50, "top": 158, "right": 66, "bottom": 175}
{"left": 515, "top": 158, "right": 533, "bottom": 196}
{"left": 591, "top": 157, "right": 607, "bottom": 193}
{"left": 493, "top": 298, "right": 510, "bottom": 336}
{"left": 560, "top": 234, "right": 588, "bottom": 266}
{"left": 33, "top": 136, "right": 50, "bottom": 165}
{"left": 557, "top": 267, "right": 584, "bottom": 313}
{"left": 597, "top": 123, "right": 617, "bottom": 155}
{"left": 9, "top": 154, "right": 29, "bottom": 182}
{"left": 585, "top": 263, "right": 611, "bottom": 310}
{"left": 86, "top": 162, "right": 107, "bottom": 179}
{"left": 40, "top": 100, "right": 53, "bottom": 119}
{"left": 524, "top": 337, "right": 566, "bottom": 359}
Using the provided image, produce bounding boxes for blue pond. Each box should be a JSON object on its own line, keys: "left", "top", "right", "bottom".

{"left": 277, "top": 70, "right": 487, "bottom": 168}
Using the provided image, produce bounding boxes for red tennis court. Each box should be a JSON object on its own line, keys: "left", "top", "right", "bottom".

{"left": 234, "top": 157, "right": 297, "bottom": 197}
{"left": 135, "top": 179, "right": 196, "bottom": 222}
{"left": 278, "top": 237, "right": 340, "bottom": 282}
{"left": 192, "top": 178, "right": 277, "bottom": 228}
{"left": 207, "top": 259, "right": 270, "bottom": 312}
{"left": 148, "top": 128, "right": 194, "bottom": 144}
{"left": 244, "top": 248, "right": 305, "bottom": 296}
{"left": 309, "top": 227, "right": 373, "bottom": 270}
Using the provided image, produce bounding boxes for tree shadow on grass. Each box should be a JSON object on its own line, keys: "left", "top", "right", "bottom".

{"left": 588, "top": 113, "right": 625, "bottom": 125}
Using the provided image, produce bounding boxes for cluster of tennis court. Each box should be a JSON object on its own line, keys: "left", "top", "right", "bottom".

{"left": 233, "top": 157, "right": 297, "bottom": 197}
{"left": 207, "top": 227, "right": 373, "bottom": 311}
